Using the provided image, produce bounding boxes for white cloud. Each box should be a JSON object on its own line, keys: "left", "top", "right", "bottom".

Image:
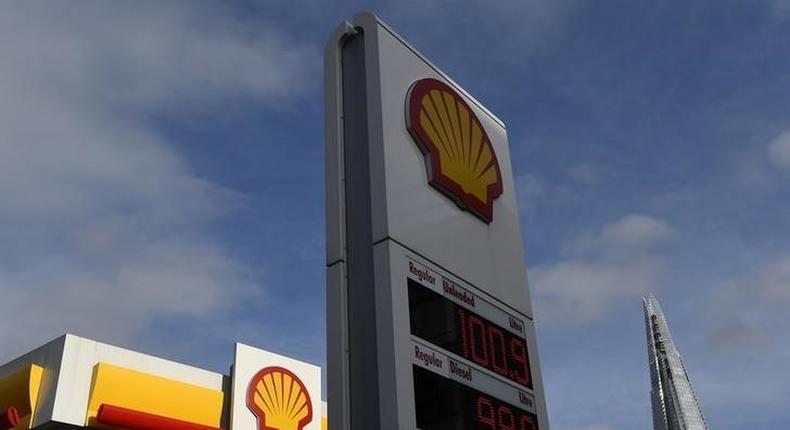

{"left": 708, "top": 320, "right": 771, "bottom": 350}
{"left": 693, "top": 255, "right": 790, "bottom": 423}
{"left": 563, "top": 214, "right": 671, "bottom": 258}
{"left": 735, "top": 153, "right": 774, "bottom": 190}
{"left": 531, "top": 214, "right": 669, "bottom": 326}
{"left": 599, "top": 215, "right": 670, "bottom": 246}
{"left": 0, "top": 2, "right": 313, "bottom": 360}
{"left": 515, "top": 173, "right": 546, "bottom": 211}
{"left": 772, "top": 0, "right": 790, "bottom": 19}
{"left": 566, "top": 163, "right": 602, "bottom": 184}
{"left": 704, "top": 255, "right": 790, "bottom": 351}
{"left": 531, "top": 256, "right": 663, "bottom": 325}
{"left": 757, "top": 256, "right": 790, "bottom": 301}
{"left": 0, "top": 2, "right": 314, "bottom": 114}
{"left": 711, "top": 255, "right": 790, "bottom": 310}
{"left": 567, "top": 426, "right": 618, "bottom": 430}
{"left": 384, "top": 0, "right": 577, "bottom": 55}
{"left": 768, "top": 129, "right": 790, "bottom": 170}
{"left": 732, "top": 129, "right": 790, "bottom": 190}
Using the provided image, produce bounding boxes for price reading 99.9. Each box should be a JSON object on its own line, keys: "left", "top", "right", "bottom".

{"left": 476, "top": 395, "right": 537, "bottom": 430}
{"left": 408, "top": 279, "right": 533, "bottom": 389}
{"left": 413, "top": 365, "right": 538, "bottom": 430}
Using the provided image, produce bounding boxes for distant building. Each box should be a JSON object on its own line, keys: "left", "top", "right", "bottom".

{"left": 643, "top": 295, "right": 708, "bottom": 430}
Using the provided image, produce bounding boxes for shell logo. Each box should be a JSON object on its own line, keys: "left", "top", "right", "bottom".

{"left": 406, "top": 78, "right": 503, "bottom": 223}
{"left": 247, "top": 367, "right": 313, "bottom": 430}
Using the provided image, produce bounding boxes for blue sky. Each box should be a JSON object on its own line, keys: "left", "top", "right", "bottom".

{"left": 1, "top": 1, "right": 789, "bottom": 430}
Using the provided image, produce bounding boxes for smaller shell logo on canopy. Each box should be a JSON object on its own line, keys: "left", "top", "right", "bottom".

{"left": 406, "top": 78, "right": 503, "bottom": 223}
{"left": 247, "top": 367, "right": 313, "bottom": 430}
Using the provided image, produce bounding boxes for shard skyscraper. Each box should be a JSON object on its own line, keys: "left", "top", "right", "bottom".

{"left": 643, "top": 295, "right": 708, "bottom": 430}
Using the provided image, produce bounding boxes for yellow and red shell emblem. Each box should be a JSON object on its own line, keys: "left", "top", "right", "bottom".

{"left": 247, "top": 367, "right": 313, "bottom": 430}
{"left": 406, "top": 78, "right": 503, "bottom": 223}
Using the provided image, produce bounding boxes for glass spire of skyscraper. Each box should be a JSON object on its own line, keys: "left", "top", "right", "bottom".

{"left": 643, "top": 295, "right": 708, "bottom": 430}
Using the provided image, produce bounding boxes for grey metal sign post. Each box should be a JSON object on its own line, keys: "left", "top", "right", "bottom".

{"left": 325, "top": 12, "right": 549, "bottom": 430}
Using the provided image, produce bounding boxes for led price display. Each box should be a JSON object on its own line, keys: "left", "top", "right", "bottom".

{"left": 408, "top": 279, "right": 533, "bottom": 389}
{"left": 414, "top": 366, "right": 537, "bottom": 430}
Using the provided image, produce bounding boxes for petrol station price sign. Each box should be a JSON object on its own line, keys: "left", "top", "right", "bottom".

{"left": 407, "top": 257, "right": 538, "bottom": 430}
{"left": 414, "top": 367, "right": 537, "bottom": 430}
{"left": 326, "top": 12, "right": 549, "bottom": 430}
{"left": 408, "top": 276, "right": 532, "bottom": 389}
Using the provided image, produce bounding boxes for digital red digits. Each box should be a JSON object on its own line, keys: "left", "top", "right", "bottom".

{"left": 456, "top": 308, "right": 532, "bottom": 388}
{"left": 476, "top": 395, "right": 537, "bottom": 430}
{"left": 413, "top": 366, "right": 539, "bottom": 430}
{"left": 410, "top": 279, "right": 540, "bottom": 430}
{"left": 476, "top": 397, "right": 496, "bottom": 430}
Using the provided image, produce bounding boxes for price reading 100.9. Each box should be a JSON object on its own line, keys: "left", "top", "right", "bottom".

{"left": 408, "top": 279, "right": 533, "bottom": 389}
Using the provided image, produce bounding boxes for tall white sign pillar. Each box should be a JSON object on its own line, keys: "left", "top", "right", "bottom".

{"left": 325, "top": 12, "right": 550, "bottom": 430}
